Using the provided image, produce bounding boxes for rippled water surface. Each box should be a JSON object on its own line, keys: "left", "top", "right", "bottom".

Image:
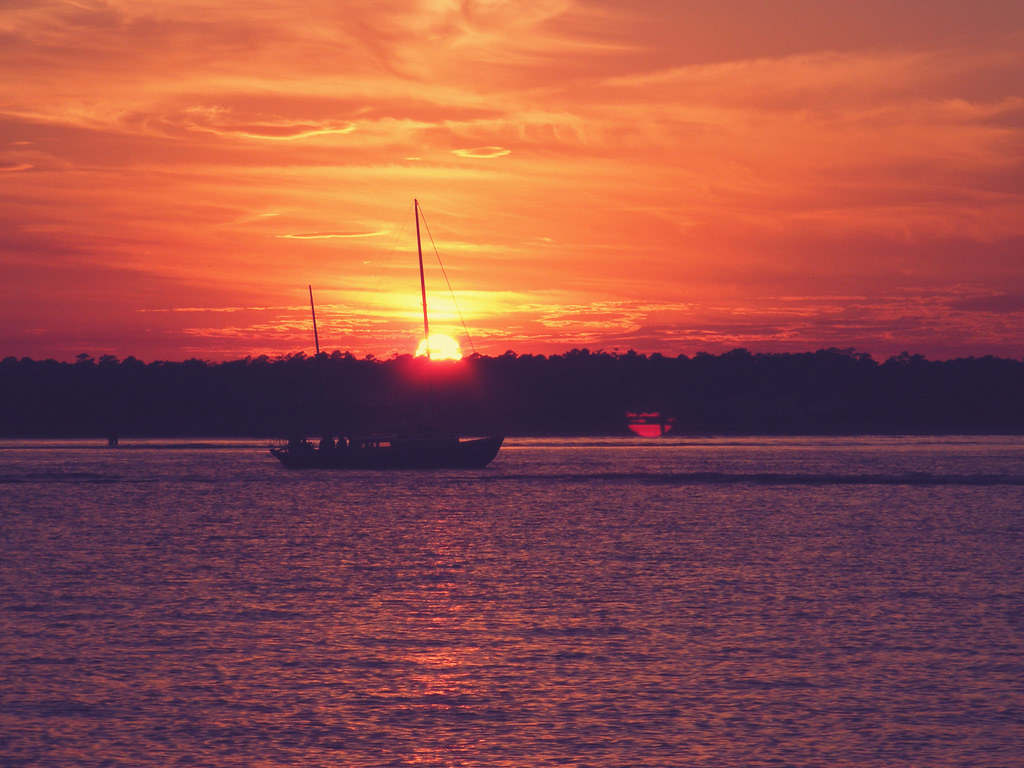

{"left": 2, "top": 437, "right": 1022, "bottom": 767}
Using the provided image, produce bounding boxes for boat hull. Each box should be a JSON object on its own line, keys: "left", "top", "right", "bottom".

{"left": 270, "top": 435, "right": 504, "bottom": 470}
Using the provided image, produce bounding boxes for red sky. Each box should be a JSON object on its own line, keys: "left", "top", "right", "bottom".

{"left": 2, "top": 0, "right": 1023, "bottom": 361}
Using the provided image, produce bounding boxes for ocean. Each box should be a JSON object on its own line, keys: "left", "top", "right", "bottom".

{"left": 2, "top": 436, "right": 1022, "bottom": 767}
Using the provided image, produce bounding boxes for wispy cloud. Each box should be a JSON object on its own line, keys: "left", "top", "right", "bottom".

{"left": 277, "top": 230, "right": 390, "bottom": 240}
{"left": 452, "top": 146, "right": 511, "bottom": 158}
{"left": 178, "top": 106, "right": 356, "bottom": 141}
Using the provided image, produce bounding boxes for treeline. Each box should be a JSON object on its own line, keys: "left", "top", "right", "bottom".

{"left": 1, "top": 348, "right": 1023, "bottom": 437}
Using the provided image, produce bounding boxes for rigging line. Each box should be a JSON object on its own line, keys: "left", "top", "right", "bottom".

{"left": 418, "top": 205, "right": 478, "bottom": 355}
{"left": 363, "top": 202, "right": 413, "bottom": 327}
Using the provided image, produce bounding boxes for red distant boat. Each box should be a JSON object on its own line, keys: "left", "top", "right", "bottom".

{"left": 626, "top": 411, "right": 675, "bottom": 437}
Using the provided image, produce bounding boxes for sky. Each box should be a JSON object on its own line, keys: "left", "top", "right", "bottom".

{"left": 2, "top": 0, "right": 1023, "bottom": 362}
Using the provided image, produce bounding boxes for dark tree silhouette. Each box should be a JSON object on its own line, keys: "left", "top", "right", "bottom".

{"left": 1, "top": 348, "right": 1022, "bottom": 437}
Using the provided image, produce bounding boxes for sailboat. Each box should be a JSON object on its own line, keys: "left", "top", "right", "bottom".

{"left": 270, "top": 200, "right": 504, "bottom": 469}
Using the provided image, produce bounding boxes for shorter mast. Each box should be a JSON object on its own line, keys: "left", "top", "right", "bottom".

{"left": 414, "top": 199, "right": 431, "bottom": 360}
{"left": 309, "top": 285, "right": 327, "bottom": 436}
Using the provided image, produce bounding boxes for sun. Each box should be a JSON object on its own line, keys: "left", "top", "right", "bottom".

{"left": 415, "top": 333, "right": 463, "bottom": 361}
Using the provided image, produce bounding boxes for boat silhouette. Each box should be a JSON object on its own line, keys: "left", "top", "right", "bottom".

{"left": 271, "top": 432, "right": 503, "bottom": 469}
{"left": 626, "top": 411, "right": 675, "bottom": 437}
{"left": 271, "top": 200, "right": 504, "bottom": 469}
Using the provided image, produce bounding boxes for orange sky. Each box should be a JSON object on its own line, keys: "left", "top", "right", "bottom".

{"left": 2, "top": 0, "right": 1023, "bottom": 361}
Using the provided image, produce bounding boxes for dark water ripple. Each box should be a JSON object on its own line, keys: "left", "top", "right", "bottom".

{"left": 481, "top": 471, "right": 1024, "bottom": 486}
{"left": 6, "top": 470, "right": 1024, "bottom": 487}
{"left": 0, "top": 471, "right": 124, "bottom": 484}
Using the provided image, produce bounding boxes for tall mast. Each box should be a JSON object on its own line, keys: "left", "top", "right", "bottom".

{"left": 414, "top": 199, "right": 438, "bottom": 429}
{"left": 309, "top": 285, "right": 327, "bottom": 435}
{"left": 414, "top": 199, "right": 430, "bottom": 360}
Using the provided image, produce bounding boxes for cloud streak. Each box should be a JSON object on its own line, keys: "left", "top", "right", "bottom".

{"left": 277, "top": 231, "right": 390, "bottom": 240}
{"left": 452, "top": 146, "right": 511, "bottom": 158}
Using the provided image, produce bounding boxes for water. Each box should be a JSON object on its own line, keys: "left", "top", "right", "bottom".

{"left": 2, "top": 437, "right": 1022, "bottom": 767}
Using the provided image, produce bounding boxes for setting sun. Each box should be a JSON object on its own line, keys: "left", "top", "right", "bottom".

{"left": 415, "top": 334, "right": 462, "bottom": 361}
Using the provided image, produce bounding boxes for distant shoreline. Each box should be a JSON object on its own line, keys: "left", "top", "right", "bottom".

{"left": 3, "top": 432, "right": 1024, "bottom": 443}
{"left": 4, "top": 349, "right": 1023, "bottom": 437}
